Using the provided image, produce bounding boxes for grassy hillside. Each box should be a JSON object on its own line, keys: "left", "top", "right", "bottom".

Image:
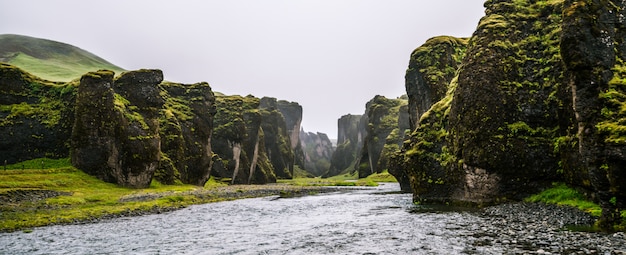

{"left": 0, "top": 34, "right": 125, "bottom": 82}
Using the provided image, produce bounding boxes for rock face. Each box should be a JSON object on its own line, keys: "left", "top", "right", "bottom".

{"left": 299, "top": 130, "right": 334, "bottom": 177}
{"left": 393, "top": 0, "right": 626, "bottom": 227}
{"left": 356, "top": 95, "right": 409, "bottom": 178}
{"left": 259, "top": 97, "right": 295, "bottom": 179}
{"left": 0, "top": 63, "right": 75, "bottom": 164}
{"left": 327, "top": 114, "right": 364, "bottom": 177}
{"left": 405, "top": 36, "right": 468, "bottom": 131}
{"left": 560, "top": 0, "right": 626, "bottom": 228}
{"left": 276, "top": 100, "right": 306, "bottom": 170}
{"left": 211, "top": 95, "right": 290, "bottom": 184}
{"left": 71, "top": 70, "right": 164, "bottom": 188}
{"left": 156, "top": 82, "right": 216, "bottom": 186}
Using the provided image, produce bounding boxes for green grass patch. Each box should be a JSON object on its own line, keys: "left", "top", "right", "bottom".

{"left": 0, "top": 159, "right": 212, "bottom": 232}
{"left": 525, "top": 183, "right": 602, "bottom": 217}
{"left": 3, "top": 157, "right": 71, "bottom": 170}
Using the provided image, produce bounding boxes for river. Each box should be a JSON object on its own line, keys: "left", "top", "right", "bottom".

{"left": 1, "top": 183, "right": 624, "bottom": 254}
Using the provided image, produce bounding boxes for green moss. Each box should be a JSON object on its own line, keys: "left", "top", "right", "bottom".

{"left": 525, "top": 183, "right": 601, "bottom": 217}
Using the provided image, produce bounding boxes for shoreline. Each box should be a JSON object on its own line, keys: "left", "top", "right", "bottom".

{"left": 0, "top": 184, "right": 355, "bottom": 232}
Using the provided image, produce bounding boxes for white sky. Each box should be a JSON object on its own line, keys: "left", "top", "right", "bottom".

{"left": 0, "top": 0, "right": 485, "bottom": 139}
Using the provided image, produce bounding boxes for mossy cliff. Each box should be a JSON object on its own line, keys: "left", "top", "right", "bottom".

{"left": 156, "top": 81, "right": 216, "bottom": 186}
{"left": 327, "top": 96, "right": 409, "bottom": 179}
{"left": 299, "top": 130, "right": 335, "bottom": 177}
{"left": 71, "top": 70, "right": 164, "bottom": 188}
{"left": 276, "top": 100, "right": 306, "bottom": 170}
{"left": 356, "top": 95, "right": 409, "bottom": 178}
{"left": 210, "top": 95, "right": 299, "bottom": 184}
{"left": 326, "top": 114, "right": 364, "bottom": 177}
{"left": 0, "top": 63, "right": 76, "bottom": 164}
{"left": 405, "top": 36, "right": 468, "bottom": 131}
{"left": 393, "top": 0, "right": 626, "bottom": 227}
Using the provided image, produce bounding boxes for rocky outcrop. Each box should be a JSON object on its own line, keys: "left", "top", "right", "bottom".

{"left": 259, "top": 97, "right": 295, "bottom": 179}
{"left": 393, "top": 0, "right": 626, "bottom": 227}
{"left": 560, "top": 0, "right": 626, "bottom": 228}
{"left": 356, "top": 95, "right": 408, "bottom": 178}
{"left": 405, "top": 36, "right": 468, "bottom": 131}
{"left": 326, "top": 114, "right": 364, "bottom": 177}
{"left": 211, "top": 95, "right": 277, "bottom": 184}
{"left": 0, "top": 63, "right": 75, "bottom": 164}
{"left": 299, "top": 130, "right": 334, "bottom": 177}
{"left": 156, "top": 82, "right": 215, "bottom": 186}
{"left": 71, "top": 70, "right": 163, "bottom": 188}
{"left": 276, "top": 100, "right": 306, "bottom": 170}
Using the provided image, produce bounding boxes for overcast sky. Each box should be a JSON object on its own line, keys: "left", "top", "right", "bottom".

{"left": 1, "top": 0, "right": 485, "bottom": 139}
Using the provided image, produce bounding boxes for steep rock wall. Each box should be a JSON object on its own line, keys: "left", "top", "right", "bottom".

{"left": 405, "top": 36, "right": 468, "bottom": 131}
{"left": 71, "top": 70, "right": 163, "bottom": 188}
{"left": 0, "top": 63, "right": 75, "bottom": 164}
{"left": 300, "top": 130, "right": 335, "bottom": 176}
{"left": 259, "top": 97, "right": 294, "bottom": 179}
{"left": 395, "top": 0, "right": 626, "bottom": 227}
{"left": 327, "top": 114, "right": 364, "bottom": 177}
{"left": 156, "top": 82, "right": 215, "bottom": 186}
{"left": 211, "top": 95, "right": 277, "bottom": 184}
{"left": 276, "top": 100, "right": 305, "bottom": 169}
{"left": 356, "top": 95, "right": 408, "bottom": 178}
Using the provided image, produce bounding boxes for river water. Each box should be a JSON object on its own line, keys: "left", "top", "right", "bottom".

{"left": 0, "top": 183, "right": 623, "bottom": 254}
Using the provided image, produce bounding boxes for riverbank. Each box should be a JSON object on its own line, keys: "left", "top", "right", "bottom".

{"left": 472, "top": 202, "right": 626, "bottom": 254}
{"left": 0, "top": 165, "right": 371, "bottom": 232}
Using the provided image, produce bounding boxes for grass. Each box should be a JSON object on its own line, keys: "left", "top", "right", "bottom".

{"left": 525, "top": 183, "right": 602, "bottom": 217}
{"left": 1, "top": 35, "right": 125, "bottom": 82}
{"left": 279, "top": 170, "right": 397, "bottom": 187}
{"left": 0, "top": 159, "right": 212, "bottom": 232}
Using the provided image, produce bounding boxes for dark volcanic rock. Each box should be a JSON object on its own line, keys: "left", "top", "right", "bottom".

{"left": 405, "top": 36, "right": 468, "bottom": 131}
{"left": 394, "top": 0, "right": 626, "bottom": 226}
{"left": 326, "top": 114, "right": 364, "bottom": 177}
{"left": 276, "top": 100, "right": 305, "bottom": 170}
{"left": 0, "top": 63, "right": 75, "bottom": 164}
{"left": 157, "top": 81, "right": 215, "bottom": 186}
{"left": 299, "top": 130, "right": 334, "bottom": 177}
{"left": 355, "top": 95, "right": 408, "bottom": 178}
{"left": 259, "top": 97, "right": 295, "bottom": 179}
{"left": 211, "top": 95, "right": 277, "bottom": 184}
{"left": 71, "top": 70, "right": 163, "bottom": 188}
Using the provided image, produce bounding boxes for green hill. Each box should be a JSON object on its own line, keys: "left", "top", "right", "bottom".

{"left": 0, "top": 34, "right": 125, "bottom": 82}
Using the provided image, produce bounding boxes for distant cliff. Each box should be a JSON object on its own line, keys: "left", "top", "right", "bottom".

{"left": 392, "top": 0, "right": 626, "bottom": 228}
{"left": 299, "top": 130, "right": 334, "bottom": 177}
{"left": 327, "top": 114, "right": 364, "bottom": 177}
{"left": 327, "top": 95, "right": 409, "bottom": 179}
{"left": 356, "top": 95, "right": 409, "bottom": 178}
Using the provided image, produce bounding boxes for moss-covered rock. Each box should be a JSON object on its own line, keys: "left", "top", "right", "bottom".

{"left": 156, "top": 81, "right": 215, "bottom": 186}
{"left": 560, "top": 0, "right": 626, "bottom": 229}
{"left": 299, "top": 130, "right": 334, "bottom": 177}
{"left": 71, "top": 69, "right": 164, "bottom": 188}
{"left": 327, "top": 114, "right": 364, "bottom": 177}
{"left": 405, "top": 36, "right": 468, "bottom": 130}
{"left": 259, "top": 97, "right": 295, "bottom": 179}
{"left": 356, "top": 95, "right": 408, "bottom": 178}
{"left": 395, "top": 1, "right": 626, "bottom": 224}
{"left": 0, "top": 63, "right": 75, "bottom": 164}
{"left": 211, "top": 95, "right": 278, "bottom": 184}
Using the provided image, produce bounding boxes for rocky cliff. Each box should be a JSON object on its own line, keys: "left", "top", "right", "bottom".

{"left": 156, "top": 81, "right": 216, "bottom": 186}
{"left": 210, "top": 95, "right": 298, "bottom": 184}
{"left": 299, "top": 130, "right": 335, "bottom": 177}
{"left": 0, "top": 63, "right": 75, "bottom": 164}
{"left": 393, "top": 0, "right": 626, "bottom": 227}
{"left": 356, "top": 95, "right": 409, "bottom": 178}
{"left": 276, "top": 100, "right": 306, "bottom": 170}
{"left": 326, "top": 114, "right": 364, "bottom": 177}
{"left": 71, "top": 70, "right": 164, "bottom": 188}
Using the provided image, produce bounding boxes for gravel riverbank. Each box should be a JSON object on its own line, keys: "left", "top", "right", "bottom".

{"left": 470, "top": 203, "right": 626, "bottom": 254}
